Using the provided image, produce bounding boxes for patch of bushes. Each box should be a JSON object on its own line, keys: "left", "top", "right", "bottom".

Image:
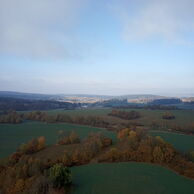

{"left": 0, "top": 111, "right": 22, "bottom": 124}
{"left": 108, "top": 110, "right": 141, "bottom": 120}
{"left": 18, "top": 136, "right": 46, "bottom": 154}
{"left": 49, "top": 164, "right": 72, "bottom": 188}
{"left": 162, "top": 112, "right": 175, "bottom": 120}
{"left": 99, "top": 128, "right": 194, "bottom": 179}
{"left": 57, "top": 131, "right": 80, "bottom": 145}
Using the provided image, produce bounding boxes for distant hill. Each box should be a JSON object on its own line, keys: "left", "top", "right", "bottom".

{"left": 117, "top": 94, "right": 168, "bottom": 104}
{"left": 0, "top": 91, "right": 172, "bottom": 102}
{"left": 0, "top": 91, "right": 56, "bottom": 100}
{"left": 119, "top": 94, "right": 166, "bottom": 99}
{"left": 1, "top": 91, "right": 194, "bottom": 110}
{"left": 0, "top": 97, "right": 80, "bottom": 111}
{"left": 149, "top": 98, "right": 182, "bottom": 105}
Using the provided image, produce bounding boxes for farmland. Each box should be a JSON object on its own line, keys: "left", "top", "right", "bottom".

{"left": 0, "top": 121, "right": 116, "bottom": 158}
{"left": 46, "top": 108, "right": 194, "bottom": 128}
{"left": 1, "top": 108, "right": 194, "bottom": 158}
{"left": 150, "top": 131, "right": 194, "bottom": 153}
{"left": 116, "top": 108, "right": 194, "bottom": 128}
{"left": 1, "top": 107, "right": 194, "bottom": 193}
{"left": 46, "top": 108, "right": 111, "bottom": 116}
{"left": 71, "top": 162, "right": 194, "bottom": 194}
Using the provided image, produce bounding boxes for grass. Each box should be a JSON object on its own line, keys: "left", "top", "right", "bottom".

{"left": 2, "top": 108, "right": 194, "bottom": 157}
{"left": 150, "top": 131, "right": 194, "bottom": 153}
{"left": 46, "top": 108, "right": 194, "bottom": 128}
{"left": 46, "top": 108, "right": 111, "bottom": 116}
{"left": 71, "top": 162, "right": 194, "bottom": 194}
{"left": 120, "top": 109, "right": 194, "bottom": 128}
{"left": 20, "top": 108, "right": 194, "bottom": 129}
{"left": 0, "top": 121, "right": 116, "bottom": 158}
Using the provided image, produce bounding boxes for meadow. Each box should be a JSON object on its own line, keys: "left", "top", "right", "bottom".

{"left": 2, "top": 108, "right": 194, "bottom": 158}
{"left": 71, "top": 162, "right": 194, "bottom": 194}
{"left": 46, "top": 108, "right": 194, "bottom": 128}
{"left": 0, "top": 121, "right": 116, "bottom": 158}
{"left": 1, "top": 108, "right": 194, "bottom": 193}
{"left": 46, "top": 108, "right": 111, "bottom": 116}
{"left": 119, "top": 108, "right": 194, "bottom": 128}
{"left": 150, "top": 131, "right": 194, "bottom": 153}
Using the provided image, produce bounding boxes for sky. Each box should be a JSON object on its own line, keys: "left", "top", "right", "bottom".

{"left": 0, "top": 0, "right": 194, "bottom": 96}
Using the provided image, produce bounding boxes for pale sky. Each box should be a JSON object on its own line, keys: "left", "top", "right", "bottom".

{"left": 1, "top": 0, "right": 194, "bottom": 96}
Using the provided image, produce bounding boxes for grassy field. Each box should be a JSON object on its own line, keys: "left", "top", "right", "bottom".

{"left": 150, "top": 131, "right": 194, "bottom": 153}
{"left": 2, "top": 108, "right": 194, "bottom": 158}
{"left": 120, "top": 109, "right": 194, "bottom": 128}
{"left": 0, "top": 121, "right": 116, "bottom": 158}
{"left": 71, "top": 162, "right": 194, "bottom": 194}
{"left": 46, "top": 108, "right": 111, "bottom": 116}
{"left": 46, "top": 108, "right": 194, "bottom": 128}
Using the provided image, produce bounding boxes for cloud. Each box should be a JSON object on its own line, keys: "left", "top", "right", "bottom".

{"left": 0, "top": 0, "right": 87, "bottom": 59}
{"left": 111, "top": 0, "right": 194, "bottom": 44}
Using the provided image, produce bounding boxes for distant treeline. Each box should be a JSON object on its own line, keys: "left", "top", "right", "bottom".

{"left": 108, "top": 110, "right": 141, "bottom": 120}
{"left": 162, "top": 112, "right": 175, "bottom": 120}
{"left": 0, "top": 111, "right": 22, "bottom": 124}
{"left": 23, "top": 111, "right": 111, "bottom": 128}
{"left": 92, "top": 98, "right": 182, "bottom": 108}
{"left": 150, "top": 98, "right": 181, "bottom": 105}
{"left": 0, "top": 97, "right": 80, "bottom": 111}
{"left": 115, "top": 104, "right": 179, "bottom": 110}
{"left": 184, "top": 101, "right": 194, "bottom": 105}
{"left": 0, "top": 111, "right": 115, "bottom": 129}
{"left": 90, "top": 99, "right": 129, "bottom": 108}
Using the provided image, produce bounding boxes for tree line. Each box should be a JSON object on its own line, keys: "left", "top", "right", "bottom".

{"left": 162, "top": 112, "right": 175, "bottom": 120}
{"left": 23, "top": 111, "right": 111, "bottom": 128}
{"left": 0, "top": 97, "right": 80, "bottom": 111}
{"left": 1, "top": 110, "right": 194, "bottom": 135}
{"left": 0, "top": 111, "right": 22, "bottom": 124}
{"left": 108, "top": 109, "right": 141, "bottom": 120}
{"left": 0, "top": 111, "right": 111, "bottom": 128}
{"left": 115, "top": 104, "right": 179, "bottom": 110}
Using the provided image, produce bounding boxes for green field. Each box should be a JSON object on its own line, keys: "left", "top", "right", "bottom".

{"left": 0, "top": 121, "right": 116, "bottom": 158}
{"left": 150, "top": 131, "right": 194, "bottom": 153}
{"left": 19, "top": 108, "right": 194, "bottom": 130}
{"left": 2, "top": 108, "right": 194, "bottom": 158}
{"left": 45, "top": 108, "right": 194, "bottom": 128}
{"left": 121, "top": 109, "right": 194, "bottom": 127}
{"left": 71, "top": 162, "right": 194, "bottom": 194}
{"left": 46, "top": 108, "right": 111, "bottom": 116}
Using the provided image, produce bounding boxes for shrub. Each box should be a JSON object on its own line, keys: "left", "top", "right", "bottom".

{"left": 188, "top": 151, "right": 194, "bottom": 162}
{"left": 57, "top": 131, "right": 80, "bottom": 145}
{"left": 28, "top": 176, "right": 49, "bottom": 194}
{"left": 49, "top": 164, "right": 72, "bottom": 188}
{"left": 69, "top": 131, "right": 80, "bottom": 144}
{"left": 162, "top": 112, "right": 175, "bottom": 120}
{"left": 102, "top": 137, "right": 112, "bottom": 147}
{"left": 18, "top": 137, "right": 46, "bottom": 154}
{"left": 100, "top": 148, "right": 121, "bottom": 162}
{"left": 109, "top": 110, "right": 141, "bottom": 120}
